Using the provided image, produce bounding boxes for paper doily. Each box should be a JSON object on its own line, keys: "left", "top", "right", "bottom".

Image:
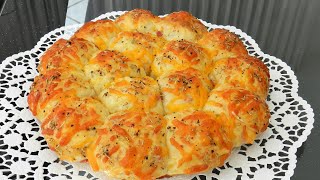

{"left": 0, "top": 11, "right": 314, "bottom": 180}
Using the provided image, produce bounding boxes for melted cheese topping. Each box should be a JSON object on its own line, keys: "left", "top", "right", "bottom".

{"left": 156, "top": 11, "right": 208, "bottom": 42}
{"left": 165, "top": 111, "right": 232, "bottom": 175}
{"left": 27, "top": 69, "right": 95, "bottom": 122}
{"left": 87, "top": 111, "right": 168, "bottom": 179}
{"left": 99, "top": 77, "right": 164, "bottom": 115}
{"left": 209, "top": 56, "right": 270, "bottom": 99}
{"left": 41, "top": 97, "right": 108, "bottom": 161}
{"left": 38, "top": 38, "right": 99, "bottom": 74}
{"left": 85, "top": 50, "right": 146, "bottom": 93}
{"left": 197, "top": 28, "right": 248, "bottom": 61}
{"left": 203, "top": 88, "right": 270, "bottom": 147}
{"left": 151, "top": 40, "right": 212, "bottom": 77}
{"left": 158, "top": 68, "right": 213, "bottom": 114}
{"left": 72, "top": 20, "right": 120, "bottom": 50}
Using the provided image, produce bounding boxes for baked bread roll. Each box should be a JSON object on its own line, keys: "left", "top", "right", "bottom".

{"left": 156, "top": 11, "right": 208, "bottom": 41}
{"left": 209, "top": 56, "right": 270, "bottom": 99}
{"left": 99, "top": 76, "right": 164, "bottom": 115}
{"left": 165, "top": 110, "right": 232, "bottom": 175}
{"left": 203, "top": 88, "right": 270, "bottom": 147}
{"left": 158, "top": 68, "right": 213, "bottom": 114}
{"left": 115, "top": 9, "right": 160, "bottom": 35}
{"left": 41, "top": 97, "right": 108, "bottom": 161}
{"left": 72, "top": 19, "right": 120, "bottom": 50}
{"left": 28, "top": 69, "right": 95, "bottom": 123}
{"left": 38, "top": 38, "right": 99, "bottom": 73}
{"left": 198, "top": 28, "right": 248, "bottom": 61}
{"left": 87, "top": 111, "right": 168, "bottom": 179}
{"left": 151, "top": 40, "right": 211, "bottom": 77}
{"left": 84, "top": 50, "right": 146, "bottom": 93}
{"left": 109, "top": 31, "right": 165, "bottom": 73}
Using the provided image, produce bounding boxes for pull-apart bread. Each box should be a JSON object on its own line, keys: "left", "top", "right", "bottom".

{"left": 28, "top": 9, "right": 270, "bottom": 179}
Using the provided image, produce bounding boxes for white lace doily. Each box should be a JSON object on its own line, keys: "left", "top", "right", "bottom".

{"left": 0, "top": 11, "right": 314, "bottom": 180}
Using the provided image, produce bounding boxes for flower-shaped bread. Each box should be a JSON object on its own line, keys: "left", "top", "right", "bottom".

{"left": 28, "top": 9, "right": 270, "bottom": 180}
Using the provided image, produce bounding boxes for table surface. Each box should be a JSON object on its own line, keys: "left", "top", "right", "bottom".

{"left": 1, "top": 0, "right": 319, "bottom": 179}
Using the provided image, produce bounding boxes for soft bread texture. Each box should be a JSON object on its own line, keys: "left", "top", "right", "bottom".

{"left": 87, "top": 111, "right": 168, "bottom": 179}
{"left": 28, "top": 9, "right": 271, "bottom": 180}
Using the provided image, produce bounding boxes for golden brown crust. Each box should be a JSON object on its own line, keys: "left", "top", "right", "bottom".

{"left": 210, "top": 56, "right": 270, "bottom": 99}
{"left": 39, "top": 39, "right": 68, "bottom": 64}
{"left": 72, "top": 20, "right": 120, "bottom": 50}
{"left": 86, "top": 111, "right": 168, "bottom": 179}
